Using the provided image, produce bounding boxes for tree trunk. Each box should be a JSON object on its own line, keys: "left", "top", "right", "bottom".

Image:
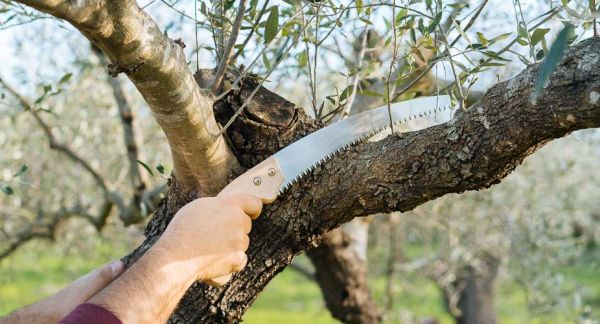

{"left": 442, "top": 256, "right": 500, "bottom": 324}
{"left": 307, "top": 222, "right": 381, "bottom": 324}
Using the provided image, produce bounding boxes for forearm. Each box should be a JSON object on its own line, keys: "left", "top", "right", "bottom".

{"left": 1, "top": 299, "right": 58, "bottom": 324}
{"left": 88, "top": 244, "right": 199, "bottom": 323}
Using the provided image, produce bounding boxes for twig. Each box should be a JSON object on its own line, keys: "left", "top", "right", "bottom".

{"left": 0, "top": 77, "right": 111, "bottom": 196}
{"left": 194, "top": 0, "right": 200, "bottom": 70}
{"left": 337, "top": 26, "right": 369, "bottom": 121}
{"left": 231, "top": 0, "right": 270, "bottom": 62}
{"left": 385, "top": 0, "right": 399, "bottom": 134}
{"left": 217, "top": 14, "right": 315, "bottom": 136}
{"left": 211, "top": 0, "right": 247, "bottom": 92}
{"left": 215, "top": 4, "right": 309, "bottom": 100}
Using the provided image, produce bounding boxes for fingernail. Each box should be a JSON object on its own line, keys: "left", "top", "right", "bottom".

{"left": 109, "top": 260, "right": 125, "bottom": 277}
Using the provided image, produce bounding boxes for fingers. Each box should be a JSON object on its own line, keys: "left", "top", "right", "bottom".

{"left": 202, "top": 252, "right": 248, "bottom": 287}
{"left": 221, "top": 194, "right": 263, "bottom": 219}
{"left": 232, "top": 252, "right": 248, "bottom": 272}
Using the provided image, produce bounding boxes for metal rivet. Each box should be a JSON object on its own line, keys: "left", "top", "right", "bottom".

{"left": 268, "top": 168, "right": 276, "bottom": 177}
{"left": 253, "top": 177, "right": 262, "bottom": 186}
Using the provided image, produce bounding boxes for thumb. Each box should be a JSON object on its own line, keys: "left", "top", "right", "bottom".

{"left": 47, "top": 260, "right": 126, "bottom": 321}
{"left": 70, "top": 260, "right": 125, "bottom": 300}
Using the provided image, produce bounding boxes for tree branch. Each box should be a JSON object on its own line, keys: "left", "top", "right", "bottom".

{"left": 211, "top": 0, "right": 247, "bottom": 92}
{"left": 15, "top": 0, "right": 240, "bottom": 195}
{"left": 0, "top": 77, "right": 111, "bottom": 197}
{"left": 94, "top": 48, "right": 149, "bottom": 212}
{"left": 0, "top": 201, "right": 114, "bottom": 260}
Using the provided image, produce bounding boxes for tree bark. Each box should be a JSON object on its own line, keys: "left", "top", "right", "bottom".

{"left": 130, "top": 38, "right": 599, "bottom": 323}
{"left": 307, "top": 223, "right": 381, "bottom": 324}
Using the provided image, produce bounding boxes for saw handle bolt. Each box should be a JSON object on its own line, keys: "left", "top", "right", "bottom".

{"left": 268, "top": 168, "right": 276, "bottom": 177}
{"left": 253, "top": 176, "right": 262, "bottom": 186}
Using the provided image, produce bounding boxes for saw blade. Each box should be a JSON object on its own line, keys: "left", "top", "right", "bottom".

{"left": 274, "top": 95, "right": 454, "bottom": 192}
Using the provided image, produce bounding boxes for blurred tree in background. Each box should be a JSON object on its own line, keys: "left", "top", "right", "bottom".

{"left": 1, "top": 0, "right": 599, "bottom": 323}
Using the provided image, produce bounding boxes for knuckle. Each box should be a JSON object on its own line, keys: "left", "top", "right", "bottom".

{"left": 242, "top": 235, "right": 250, "bottom": 250}
{"left": 96, "top": 266, "right": 114, "bottom": 282}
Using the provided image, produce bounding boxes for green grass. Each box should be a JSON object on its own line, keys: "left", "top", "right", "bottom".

{"left": 1, "top": 239, "right": 599, "bottom": 323}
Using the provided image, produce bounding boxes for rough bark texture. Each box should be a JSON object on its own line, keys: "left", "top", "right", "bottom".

{"left": 307, "top": 226, "right": 381, "bottom": 324}
{"left": 127, "top": 38, "right": 599, "bottom": 323}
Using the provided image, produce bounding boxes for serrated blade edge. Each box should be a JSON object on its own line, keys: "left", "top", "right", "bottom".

{"left": 275, "top": 95, "right": 454, "bottom": 192}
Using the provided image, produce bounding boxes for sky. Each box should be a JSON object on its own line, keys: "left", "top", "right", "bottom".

{"left": 0, "top": 0, "right": 593, "bottom": 103}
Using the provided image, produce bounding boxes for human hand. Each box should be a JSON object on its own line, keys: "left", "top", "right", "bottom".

{"left": 153, "top": 195, "right": 262, "bottom": 283}
{"left": 1, "top": 260, "right": 124, "bottom": 324}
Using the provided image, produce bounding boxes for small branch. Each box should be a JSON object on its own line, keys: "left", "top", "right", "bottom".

{"left": 0, "top": 202, "right": 114, "bottom": 260}
{"left": 95, "top": 49, "right": 148, "bottom": 209}
{"left": 337, "top": 26, "right": 369, "bottom": 121}
{"left": 231, "top": 0, "right": 270, "bottom": 62}
{"left": 211, "top": 0, "right": 247, "bottom": 92}
{"left": 218, "top": 13, "right": 316, "bottom": 136}
{"left": 0, "top": 77, "right": 111, "bottom": 196}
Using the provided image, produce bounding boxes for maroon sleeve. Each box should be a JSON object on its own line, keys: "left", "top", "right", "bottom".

{"left": 59, "top": 303, "right": 122, "bottom": 324}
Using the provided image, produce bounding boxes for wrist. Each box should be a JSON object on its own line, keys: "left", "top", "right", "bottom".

{"left": 146, "top": 240, "right": 203, "bottom": 286}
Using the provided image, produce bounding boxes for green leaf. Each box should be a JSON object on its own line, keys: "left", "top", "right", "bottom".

{"left": 58, "top": 73, "right": 73, "bottom": 84}
{"left": 476, "top": 32, "right": 488, "bottom": 45}
{"left": 339, "top": 85, "right": 354, "bottom": 102}
{"left": 13, "top": 165, "right": 28, "bottom": 178}
{"left": 298, "top": 51, "right": 308, "bottom": 68}
{"left": 224, "top": 0, "right": 235, "bottom": 11}
{"left": 358, "top": 89, "right": 383, "bottom": 97}
{"left": 427, "top": 12, "right": 442, "bottom": 33}
{"left": 1, "top": 185, "right": 14, "bottom": 195}
{"left": 530, "top": 28, "right": 550, "bottom": 46}
{"left": 516, "top": 37, "right": 529, "bottom": 46}
{"left": 264, "top": 6, "right": 279, "bottom": 44}
{"left": 262, "top": 52, "right": 272, "bottom": 70}
{"left": 137, "top": 160, "right": 154, "bottom": 176}
{"left": 359, "top": 17, "right": 373, "bottom": 25}
{"left": 532, "top": 24, "right": 574, "bottom": 101}
{"left": 517, "top": 23, "right": 529, "bottom": 39}
{"left": 395, "top": 9, "right": 408, "bottom": 25}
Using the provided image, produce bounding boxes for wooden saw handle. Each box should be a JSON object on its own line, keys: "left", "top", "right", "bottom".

{"left": 204, "top": 156, "right": 284, "bottom": 287}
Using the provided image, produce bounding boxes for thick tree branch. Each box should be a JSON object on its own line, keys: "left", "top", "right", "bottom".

{"left": 15, "top": 0, "right": 239, "bottom": 195}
